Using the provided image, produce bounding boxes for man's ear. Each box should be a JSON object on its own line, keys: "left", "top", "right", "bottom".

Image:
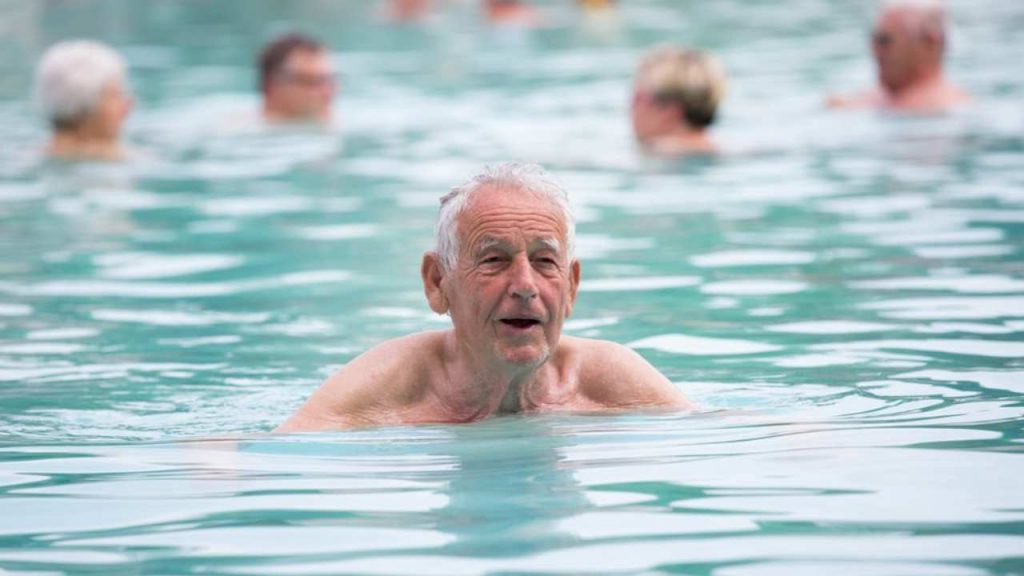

{"left": 422, "top": 251, "right": 449, "bottom": 315}
{"left": 565, "top": 259, "right": 581, "bottom": 318}
{"left": 923, "top": 28, "right": 944, "bottom": 54}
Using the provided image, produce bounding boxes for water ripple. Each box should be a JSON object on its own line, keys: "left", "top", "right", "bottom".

{"left": 631, "top": 334, "right": 782, "bottom": 355}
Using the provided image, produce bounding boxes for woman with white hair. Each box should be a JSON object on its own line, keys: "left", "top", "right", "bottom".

{"left": 34, "top": 40, "right": 133, "bottom": 160}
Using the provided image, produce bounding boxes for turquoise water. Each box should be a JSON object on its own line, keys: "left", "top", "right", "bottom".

{"left": 1, "top": 0, "right": 1023, "bottom": 574}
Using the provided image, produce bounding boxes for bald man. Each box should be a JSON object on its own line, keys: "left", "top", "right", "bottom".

{"left": 829, "top": 0, "right": 968, "bottom": 111}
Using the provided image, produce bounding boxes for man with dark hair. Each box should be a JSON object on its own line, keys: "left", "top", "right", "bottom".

{"left": 258, "top": 33, "right": 335, "bottom": 123}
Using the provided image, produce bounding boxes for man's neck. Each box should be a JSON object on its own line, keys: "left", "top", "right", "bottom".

{"left": 643, "top": 125, "right": 715, "bottom": 156}
{"left": 261, "top": 102, "right": 329, "bottom": 125}
{"left": 48, "top": 130, "right": 122, "bottom": 161}
{"left": 883, "top": 67, "right": 958, "bottom": 109}
{"left": 433, "top": 330, "right": 553, "bottom": 420}
{"left": 261, "top": 103, "right": 290, "bottom": 123}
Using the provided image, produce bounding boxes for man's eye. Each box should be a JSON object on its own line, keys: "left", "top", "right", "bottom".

{"left": 481, "top": 256, "right": 503, "bottom": 265}
{"left": 534, "top": 257, "right": 558, "bottom": 268}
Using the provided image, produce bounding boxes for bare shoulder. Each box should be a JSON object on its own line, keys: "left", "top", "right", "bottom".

{"left": 946, "top": 84, "right": 971, "bottom": 105}
{"left": 275, "top": 331, "right": 445, "bottom": 432}
{"left": 563, "top": 336, "right": 694, "bottom": 410}
{"left": 826, "top": 89, "right": 883, "bottom": 109}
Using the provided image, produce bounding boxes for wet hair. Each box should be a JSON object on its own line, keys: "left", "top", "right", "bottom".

{"left": 258, "top": 32, "right": 325, "bottom": 94}
{"left": 636, "top": 45, "right": 726, "bottom": 128}
{"left": 434, "top": 162, "right": 576, "bottom": 273}
{"left": 33, "top": 40, "right": 126, "bottom": 131}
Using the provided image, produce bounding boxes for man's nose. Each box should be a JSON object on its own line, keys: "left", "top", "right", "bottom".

{"left": 508, "top": 255, "right": 538, "bottom": 300}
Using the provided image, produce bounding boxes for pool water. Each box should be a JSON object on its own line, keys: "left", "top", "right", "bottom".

{"left": 1, "top": 0, "right": 1023, "bottom": 574}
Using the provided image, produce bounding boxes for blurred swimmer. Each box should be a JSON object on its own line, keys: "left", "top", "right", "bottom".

{"left": 386, "top": 0, "right": 433, "bottom": 22}
{"left": 484, "top": 0, "right": 541, "bottom": 26}
{"left": 34, "top": 40, "right": 133, "bottom": 161}
{"left": 258, "top": 33, "right": 336, "bottom": 123}
{"left": 578, "top": 0, "right": 614, "bottom": 11}
{"left": 828, "top": 0, "right": 968, "bottom": 111}
{"left": 631, "top": 45, "right": 726, "bottom": 155}
{"left": 576, "top": 0, "right": 621, "bottom": 41}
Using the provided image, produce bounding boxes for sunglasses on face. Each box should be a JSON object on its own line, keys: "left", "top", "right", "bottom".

{"left": 276, "top": 71, "right": 336, "bottom": 88}
{"left": 871, "top": 31, "right": 894, "bottom": 47}
{"left": 633, "top": 89, "right": 674, "bottom": 108}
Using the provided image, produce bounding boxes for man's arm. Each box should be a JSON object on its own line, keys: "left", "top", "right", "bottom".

{"left": 274, "top": 362, "right": 379, "bottom": 433}
{"left": 576, "top": 338, "right": 694, "bottom": 410}
{"left": 274, "top": 333, "right": 433, "bottom": 432}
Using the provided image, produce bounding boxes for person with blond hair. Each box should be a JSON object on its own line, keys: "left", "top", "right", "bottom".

{"left": 828, "top": 0, "right": 968, "bottom": 111}
{"left": 34, "top": 40, "right": 133, "bottom": 161}
{"left": 630, "top": 45, "right": 726, "bottom": 155}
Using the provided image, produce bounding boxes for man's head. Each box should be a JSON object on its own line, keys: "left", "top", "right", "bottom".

{"left": 34, "top": 40, "right": 133, "bottom": 138}
{"left": 258, "top": 33, "right": 335, "bottom": 122}
{"left": 422, "top": 163, "right": 580, "bottom": 369}
{"left": 872, "top": 0, "right": 948, "bottom": 94}
{"left": 631, "top": 45, "right": 726, "bottom": 142}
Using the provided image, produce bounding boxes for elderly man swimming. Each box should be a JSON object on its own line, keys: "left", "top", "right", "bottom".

{"left": 277, "top": 163, "right": 692, "bottom": 431}
{"left": 829, "top": 0, "right": 968, "bottom": 111}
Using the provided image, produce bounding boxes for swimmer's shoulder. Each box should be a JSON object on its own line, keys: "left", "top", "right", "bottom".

{"left": 327, "top": 330, "right": 445, "bottom": 405}
{"left": 826, "top": 88, "right": 884, "bottom": 109}
{"left": 275, "top": 330, "right": 446, "bottom": 431}
{"left": 938, "top": 84, "right": 971, "bottom": 108}
{"left": 561, "top": 335, "right": 693, "bottom": 410}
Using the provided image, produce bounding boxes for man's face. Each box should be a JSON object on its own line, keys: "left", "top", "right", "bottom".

{"left": 872, "top": 9, "right": 928, "bottom": 92}
{"left": 444, "top": 186, "right": 579, "bottom": 369}
{"left": 631, "top": 82, "right": 676, "bottom": 142}
{"left": 267, "top": 49, "right": 335, "bottom": 121}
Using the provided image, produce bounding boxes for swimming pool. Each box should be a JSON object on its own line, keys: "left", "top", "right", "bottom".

{"left": 1, "top": 0, "right": 1023, "bottom": 573}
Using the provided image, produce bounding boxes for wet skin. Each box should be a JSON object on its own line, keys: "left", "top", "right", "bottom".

{"left": 276, "top": 183, "right": 691, "bottom": 431}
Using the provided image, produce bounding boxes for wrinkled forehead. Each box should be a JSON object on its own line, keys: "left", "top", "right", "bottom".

{"left": 458, "top": 185, "right": 569, "bottom": 246}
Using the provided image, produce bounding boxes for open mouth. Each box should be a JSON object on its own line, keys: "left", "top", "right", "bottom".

{"left": 500, "top": 318, "right": 541, "bottom": 329}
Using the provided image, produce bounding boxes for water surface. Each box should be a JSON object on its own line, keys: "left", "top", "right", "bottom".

{"left": 0, "top": 0, "right": 1022, "bottom": 574}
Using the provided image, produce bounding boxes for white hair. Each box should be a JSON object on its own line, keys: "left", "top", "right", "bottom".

{"left": 434, "top": 162, "right": 576, "bottom": 273}
{"left": 33, "top": 40, "right": 127, "bottom": 129}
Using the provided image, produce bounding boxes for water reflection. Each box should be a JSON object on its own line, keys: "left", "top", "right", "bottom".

{"left": 0, "top": 420, "right": 589, "bottom": 572}
{"left": 0, "top": 399, "right": 1023, "bottom": 574}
